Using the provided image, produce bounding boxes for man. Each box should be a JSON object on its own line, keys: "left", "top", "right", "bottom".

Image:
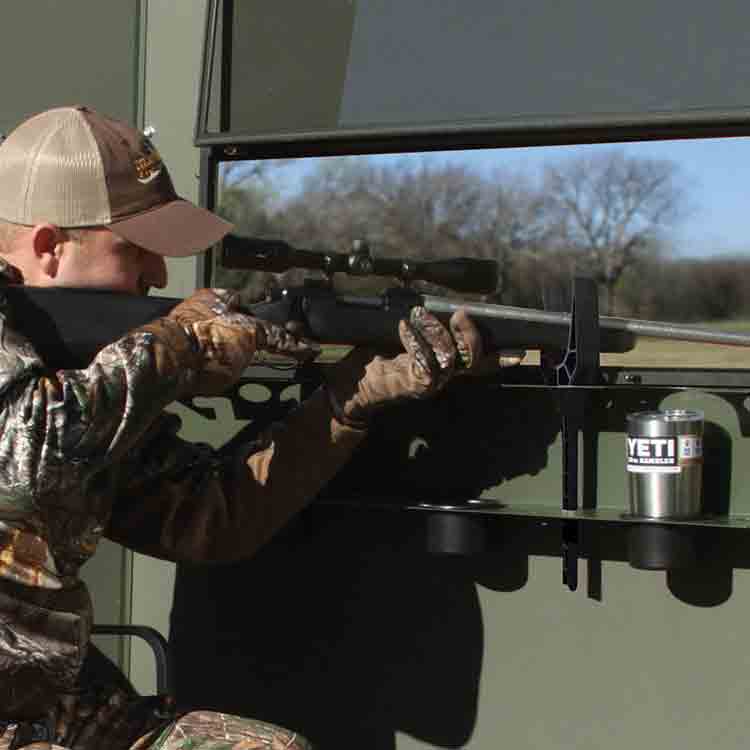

{"left": 0, "top": 106, "right": 519, "bottom": 750}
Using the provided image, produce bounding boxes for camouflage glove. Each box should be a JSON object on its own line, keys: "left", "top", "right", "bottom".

{"left": 325, "top": 306, "right": 524, "bottom": 429}
{"left": 167, "top": 288, "right": 319, "bottom": 396}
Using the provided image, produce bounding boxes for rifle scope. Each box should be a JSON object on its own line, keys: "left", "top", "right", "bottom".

{"left": 221, "top": 234, "right": 498, "bottom": 295}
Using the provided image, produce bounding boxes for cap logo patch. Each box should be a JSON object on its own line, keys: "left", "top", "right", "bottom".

{"left": 133, "top": 136, "right": 163, "bottom": 184}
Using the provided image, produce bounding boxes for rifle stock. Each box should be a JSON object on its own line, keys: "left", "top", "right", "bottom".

{"left": 4, "top": 286, "right": 179, "bottom": 370}
{"left": 2, "top": 284, "right": 631, "bottom": 372}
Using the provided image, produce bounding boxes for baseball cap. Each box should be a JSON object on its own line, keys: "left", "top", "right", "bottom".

{"left": 0, "top": 106, "right": 232, "bottom": 257}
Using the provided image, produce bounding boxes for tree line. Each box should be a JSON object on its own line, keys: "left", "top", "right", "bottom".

{"left": 216, "top": 149, "right": 750, "bottom": 323}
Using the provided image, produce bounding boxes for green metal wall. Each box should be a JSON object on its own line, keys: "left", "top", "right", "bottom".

{"left": 0, "top": 0, "right": 141, "bottom": 134}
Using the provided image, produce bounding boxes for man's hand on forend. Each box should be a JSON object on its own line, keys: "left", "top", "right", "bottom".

{"left": 325, "top": 306, "right": 524, "bottom": 429}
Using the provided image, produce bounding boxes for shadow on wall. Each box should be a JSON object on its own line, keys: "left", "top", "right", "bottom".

{"left": 171, "top": 522, "right": 484, "bottom": 749}
{"left": 169, "top": 380, "right": 557, "bottom": 749}
{"left": 168, "top": 381, "right": 748, "bottom": 748}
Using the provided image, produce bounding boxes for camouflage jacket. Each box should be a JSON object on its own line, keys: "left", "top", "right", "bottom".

{"left": 0, "top": 263, "right": 365, "bottom": 721}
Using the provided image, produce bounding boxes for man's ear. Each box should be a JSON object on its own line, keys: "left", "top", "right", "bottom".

{"left": 30, "top": 224, "right": 65, "bottom": 279}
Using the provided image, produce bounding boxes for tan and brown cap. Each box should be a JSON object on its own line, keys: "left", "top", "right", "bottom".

{"left": 0, "top": 106, "right": 232, "bottom": 256}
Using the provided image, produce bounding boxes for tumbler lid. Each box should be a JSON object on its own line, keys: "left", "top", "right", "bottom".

{"left": 627, "top": 409, "right": 703, "bottom": 422}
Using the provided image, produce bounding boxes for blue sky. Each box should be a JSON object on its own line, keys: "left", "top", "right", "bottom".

{"left": 434, "top": 136, "right": 750, "bottom": 259}
{"left": 258, "top": 136, "right": 750, "bottom": 259}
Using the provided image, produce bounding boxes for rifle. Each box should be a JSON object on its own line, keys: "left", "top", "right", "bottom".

{"left": 6, "top": 234, "right": 750, "bottom": 371}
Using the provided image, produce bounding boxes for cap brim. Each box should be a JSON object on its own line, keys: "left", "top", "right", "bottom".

{"left": 109, "top": 199, "right": 233, "bottom": 257}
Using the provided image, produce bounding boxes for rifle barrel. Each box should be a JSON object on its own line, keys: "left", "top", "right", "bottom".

{"left": 423, "top": 296, "right": 750, "bottom": 349}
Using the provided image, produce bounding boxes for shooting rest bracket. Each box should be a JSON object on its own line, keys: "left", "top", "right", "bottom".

{"left": 541, "top": 276, "right": 603, "bottom": 591}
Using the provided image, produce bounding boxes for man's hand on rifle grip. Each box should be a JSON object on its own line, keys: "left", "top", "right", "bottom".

{"left": 167, "top": 288, "right": 319, "bottom": 396}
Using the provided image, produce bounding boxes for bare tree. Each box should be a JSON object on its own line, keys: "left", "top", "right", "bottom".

{"left": 277, "top": 158, "right": 491, "bottom": 293}
{"left": 282, "top": 158, "right": 379, "bottom": 250}
{"left": 318, "top": 158, "right": 486, "bottom": 261}
{"left": 214, "top": 160, "right": 291, "bottom": 300}
{"left": 217, "top": 161, "right": 283, "bottom": 232}
{"left": 473, "top": 172, "right": 553, "bottom": 301}
{"left": 543, "top": 149, "right": 685, "bottom": 313}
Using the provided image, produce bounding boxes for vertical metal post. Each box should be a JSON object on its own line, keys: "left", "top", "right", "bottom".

{"left": 196, "top": 0, "right": 234, "bottom": 290}
{"left": 196, "top": 147, "right": 221, "bottom": 289}
{"left": 554, "top": 277, "right": 601, "bottom": 591}
{"left": 220, "top": 0, "right": 234, "bottom": 132}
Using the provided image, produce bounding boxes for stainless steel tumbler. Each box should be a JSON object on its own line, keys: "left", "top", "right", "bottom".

{"left": 626, "top": 409, "right": 704, "bottom": 518}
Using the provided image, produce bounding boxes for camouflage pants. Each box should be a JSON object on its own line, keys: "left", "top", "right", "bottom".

{"left": 0, "top": 711, "right": 312, "bottom": 750}
{"left": 138, "top": 711, "right": 312, "bottom": 750}
{"left": 0, "top": 642, "right": 312, "bottom": 750}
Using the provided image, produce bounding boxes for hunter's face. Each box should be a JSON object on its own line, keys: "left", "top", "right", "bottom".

{"left": 59, "top": 228, "right": 168, "bottom": 295}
